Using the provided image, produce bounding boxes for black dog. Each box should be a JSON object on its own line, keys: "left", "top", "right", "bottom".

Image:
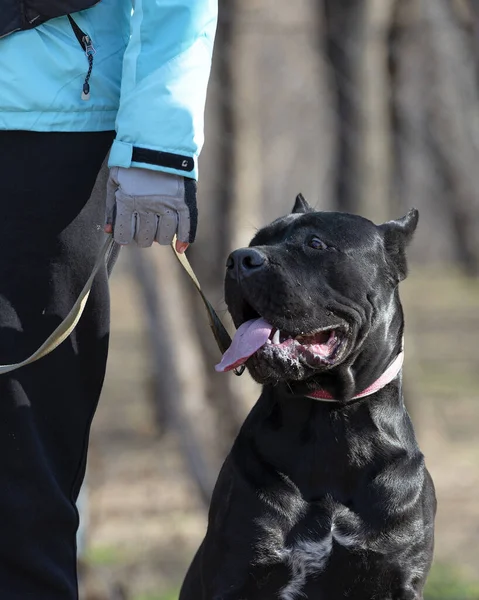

{"left": 180, "top": 196, "right": 436, "bottom": 600}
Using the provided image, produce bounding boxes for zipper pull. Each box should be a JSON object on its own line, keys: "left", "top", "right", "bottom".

{"left": 81, "top": 35, "right": 95, "bottom": 101}
{"left": 82, "top": 35, "right": 95, "bottom": 57}
{"left": 67, "top": 15, "right": 96, "bottom": 101}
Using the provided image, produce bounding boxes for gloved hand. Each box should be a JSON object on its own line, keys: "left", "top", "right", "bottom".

{"left": 105, "top": 166, "right": 198, "bottom": 254}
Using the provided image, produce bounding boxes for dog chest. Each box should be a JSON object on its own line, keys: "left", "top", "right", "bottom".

{"left": 256, "top": 511, "right": 363, "bottom": 600}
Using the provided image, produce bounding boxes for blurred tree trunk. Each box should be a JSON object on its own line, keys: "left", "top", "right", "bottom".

{"left": 229, "top": 1, "right": 263, "bottom": 252}
{"left": 321, "top": 0, "right": 395, "bottom": 221}
{"left": 423, "top": 0, "right": 479, "bottom": 276}
{"left": 215, "top": 0, "right": 240, "bottom": 262}
{"left": 322, "top": 0, "right": 366, "bottom": 212}
{"left": 389, "top": 0, "right": 434, "bottom": 218}
{"left": 359, "top": 0, "right": 395, "bottom": 223}
{"left": 390, "top": 0, "right": 479, "bottom": 273}
{"left": 470, "top": 0, "right": 479, "bottom": 66}
{"left": 129, "top": 247, "right": 218, "bottom": 505}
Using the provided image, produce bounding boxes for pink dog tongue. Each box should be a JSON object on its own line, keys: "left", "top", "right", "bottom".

{"left": 215, "top": 318, "right": 273, "bottom": 372}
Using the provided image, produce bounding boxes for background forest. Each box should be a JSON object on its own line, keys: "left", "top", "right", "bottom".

{"left": 80, "top": 1, "right": 479, "bottom": 598}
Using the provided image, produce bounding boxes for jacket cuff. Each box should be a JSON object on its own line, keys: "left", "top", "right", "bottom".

{"left": 108, "top": 139, "right": 198, "bottom": 180}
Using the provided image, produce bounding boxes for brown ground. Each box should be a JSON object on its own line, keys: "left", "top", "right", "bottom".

{"left": 85, "top": 254, "right": 479, "bottom": 599}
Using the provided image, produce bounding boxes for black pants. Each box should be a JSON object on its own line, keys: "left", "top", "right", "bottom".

{"left": 0, "top": 131, "right": 115, "bottom": 599}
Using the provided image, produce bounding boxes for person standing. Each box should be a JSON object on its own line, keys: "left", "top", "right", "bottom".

{"left": 0, "top": 1, "right": 217, "bottom": 597}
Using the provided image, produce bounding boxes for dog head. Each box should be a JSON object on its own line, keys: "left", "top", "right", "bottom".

{"left": 222, "top": 195, "right": 418, "bottom": 399}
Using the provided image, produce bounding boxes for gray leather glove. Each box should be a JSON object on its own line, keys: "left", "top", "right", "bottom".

{"left": 105, "top": 166, "right": 198, "bottom": 252}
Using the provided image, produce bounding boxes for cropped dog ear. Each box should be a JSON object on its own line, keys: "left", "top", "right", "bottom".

{"left": 292, "top": 193, "right": 314, "bottom": 214}
{"left": 379, "top": 208, "right": 419, "bottom": 281}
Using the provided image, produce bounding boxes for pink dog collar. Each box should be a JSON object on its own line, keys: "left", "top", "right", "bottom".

{"left": 306, "top": 350, "right": 404, "bottom": 403}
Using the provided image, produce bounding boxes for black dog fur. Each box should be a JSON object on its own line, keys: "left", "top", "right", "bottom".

{"left": 180, "top": 198, "right": 436, "bottom": 600}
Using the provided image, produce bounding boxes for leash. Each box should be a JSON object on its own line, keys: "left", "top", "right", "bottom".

{"left": 0, "top": 235, "right": 243, "bottom": 376}
{"left": 306, "top": 349, "right": 404, "bottom": 403}
{"left": 0, "top": 236, "right": 115, "bottom": 375}
{"left": 171, "top": 236, "right": 244, "bottom": 376}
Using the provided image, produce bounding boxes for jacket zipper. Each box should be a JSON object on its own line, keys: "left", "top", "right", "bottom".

{"left": 67, "top": 15, "right": 95, "bottom": 101}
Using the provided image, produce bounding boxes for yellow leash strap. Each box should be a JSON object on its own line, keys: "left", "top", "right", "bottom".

{"left": 0, "top": 235, "right": 242, "bottom": 376}
{"left": 0, "top": 236, "right": 115, "bottom": 375}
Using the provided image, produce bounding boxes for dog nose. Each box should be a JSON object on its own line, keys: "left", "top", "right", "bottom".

{"left": 226, "top": 248, "right": 266, "bottom": 278}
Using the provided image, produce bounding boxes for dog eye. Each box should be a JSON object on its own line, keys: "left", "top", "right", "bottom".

{"left": 308, "top": 236, "right": 327, "bottom": 250}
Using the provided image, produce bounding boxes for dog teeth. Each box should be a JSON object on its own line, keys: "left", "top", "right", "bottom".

{"left": 272, "top": 329, "right": 281, "bottom": 345}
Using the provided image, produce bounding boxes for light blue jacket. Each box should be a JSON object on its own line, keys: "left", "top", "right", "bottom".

{"left": 0, "top": 0, "right": 217, "bottom": 179}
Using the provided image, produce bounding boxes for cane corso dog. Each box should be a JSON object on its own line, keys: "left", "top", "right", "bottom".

{"left": 180, "top": 196, "right": 436, "bottom": 600}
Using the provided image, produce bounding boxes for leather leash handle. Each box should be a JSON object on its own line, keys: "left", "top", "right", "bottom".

{"left": 0, "top": 236, "right": 115, "bottom": 375}
{"left": 171, "top": 237, "right": 244, "bottom": 376}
